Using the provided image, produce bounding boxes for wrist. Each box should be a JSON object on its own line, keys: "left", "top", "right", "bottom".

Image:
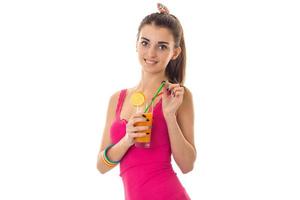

{"left": 164, "top": 113, "right": 177, "bottom": 122}
{"left": 121, "top": 136, "right": 134, "bottom": 149}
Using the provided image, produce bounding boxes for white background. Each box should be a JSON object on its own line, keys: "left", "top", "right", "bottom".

{"left": 0, "top": 0, "right": 299, "bottom": 199}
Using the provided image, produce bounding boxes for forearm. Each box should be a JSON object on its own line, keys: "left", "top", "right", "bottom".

{"left": 97, "top": 137, "right": 131, "bottom": 174}
{"left": 165, "top": 114, "right": 196, "bottom": 173}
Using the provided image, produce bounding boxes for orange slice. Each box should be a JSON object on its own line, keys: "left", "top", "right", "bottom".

{"left": 130, "top": 92, "right": 145, "bottom": 107}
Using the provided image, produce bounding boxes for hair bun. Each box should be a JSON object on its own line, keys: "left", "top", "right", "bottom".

{"left": 157, "top": 3, "right": 170, "bottom": 14}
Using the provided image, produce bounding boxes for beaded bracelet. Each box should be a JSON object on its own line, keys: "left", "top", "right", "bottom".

{"left": 102, "top": 144, "right": 120, "bottom": 167}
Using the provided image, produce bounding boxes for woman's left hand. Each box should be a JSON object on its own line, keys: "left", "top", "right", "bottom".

{"left": 162, "top": 82, "right": 185, "bottom": 117}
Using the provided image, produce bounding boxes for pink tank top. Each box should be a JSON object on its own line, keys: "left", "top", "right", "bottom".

{"left": 110, "top": 89, "right": 191, "bottom": 200}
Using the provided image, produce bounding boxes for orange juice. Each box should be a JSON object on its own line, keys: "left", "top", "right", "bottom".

{"left": 134, "top": 112, "right": 153, "bottom": 148}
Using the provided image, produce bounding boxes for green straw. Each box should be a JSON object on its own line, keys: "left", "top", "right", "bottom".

{"left": 144, "top": 81, "right": 166, "bottom": 113}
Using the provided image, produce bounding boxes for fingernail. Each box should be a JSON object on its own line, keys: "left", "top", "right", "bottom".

{"left": 167, "top": 88, "right": 172, "bottom": 95}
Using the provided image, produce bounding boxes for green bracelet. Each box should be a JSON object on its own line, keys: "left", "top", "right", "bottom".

{"left": 103, "top": 144, "right": 120, "bottom": 164}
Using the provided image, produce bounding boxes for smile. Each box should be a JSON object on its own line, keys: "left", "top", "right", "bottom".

{"left": 144, "top": 59, "right": 158, "bottom": 65}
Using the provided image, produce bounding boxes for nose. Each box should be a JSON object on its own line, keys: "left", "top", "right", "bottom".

{"left": 147, "top": 46, "right": 157, "bottom": 58}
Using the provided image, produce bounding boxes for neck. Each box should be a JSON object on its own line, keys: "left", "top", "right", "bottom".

{"left": 135, "top": 72, "right": 166, "bottom": 96}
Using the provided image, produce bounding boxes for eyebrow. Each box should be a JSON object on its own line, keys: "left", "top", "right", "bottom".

{"left": 141, "top": 37, "right": 169, "bottom": 45}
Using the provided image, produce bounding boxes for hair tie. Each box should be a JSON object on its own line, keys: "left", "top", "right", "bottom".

{"left": 157, "top": 3, "right": 170, "bottom": 14}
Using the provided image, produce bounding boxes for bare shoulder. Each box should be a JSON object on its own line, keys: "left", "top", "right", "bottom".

{"left": 108, "top": 88, "right": 132, "bottom": 110}
{"left": 179, "top": 86, "right": 194, "bottom": 114}
{"left": 183, "top": 86, "right": 193, "bottom": 101}
{"left": 99, "top": 90, "right": 122, "bottom": 150}
{"left": 108, "top": 90, "right": 121, "bottom": 107}
{"left": 105, "top": 90, "right": 128, "bottom": 127}
{"left": 177, "top": 86, "right": 195, "bottom": 146}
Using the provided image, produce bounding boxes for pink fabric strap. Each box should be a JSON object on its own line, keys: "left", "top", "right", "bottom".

{"left": 115, "top": 89, "right": 127, "bottom": 120}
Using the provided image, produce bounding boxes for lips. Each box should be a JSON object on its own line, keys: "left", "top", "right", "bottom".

{"left": 144, "top": 59, "right": 158, "bottom": 65}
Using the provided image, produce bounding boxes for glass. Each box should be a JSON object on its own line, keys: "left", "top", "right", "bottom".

{"left": 134, "top": 103, "right": 153, "bottom": 148}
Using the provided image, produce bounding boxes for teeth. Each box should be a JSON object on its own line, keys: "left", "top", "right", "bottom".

{"left": 145, "top": 59, "right": 157, "bottom": 64}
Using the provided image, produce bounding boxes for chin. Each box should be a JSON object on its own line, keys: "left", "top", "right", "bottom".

{"left": 142, "top": 66, "right": 165, "bottom": 74}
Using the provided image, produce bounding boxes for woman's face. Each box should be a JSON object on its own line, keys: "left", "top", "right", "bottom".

{"left": 137, "top": 24, "right": 181, "bottom": 74}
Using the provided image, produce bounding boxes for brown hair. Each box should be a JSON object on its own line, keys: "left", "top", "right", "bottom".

{"left": 137, "top": 12, "right": 186, "bottom": 84}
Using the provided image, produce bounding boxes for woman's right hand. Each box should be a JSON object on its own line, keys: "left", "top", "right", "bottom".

{"left": 124, "top": 112, "right": 149, "bottom": 147}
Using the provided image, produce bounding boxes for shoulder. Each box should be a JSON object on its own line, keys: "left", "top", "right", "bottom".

{"left": 109, "top": 90, "right": 121, "bottom": 103}
{"left": 178, "top": 86, "right": 194, "bottom": 116}
{"left": 183, "top": 86, "right": 193, "bottom": 102}
{"left": 176, "top": 86, "right": 195, "bottom": 146}
{"left": 182, "top": 86, "right": 194, "bottom": 108}
{"left": 107, "top": 89, "right": 125, "bottom": 111}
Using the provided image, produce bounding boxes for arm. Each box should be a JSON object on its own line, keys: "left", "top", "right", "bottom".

{"left": 96, "top": 92, "right": 132, "bottom": 174}
{"left": 162, "top": 85, "right": 197, "bottom": 174}
{"left": 96, "top": 92, "right": 150, "bottom": 174}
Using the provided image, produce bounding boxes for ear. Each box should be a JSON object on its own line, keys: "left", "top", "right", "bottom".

{"left": 171, "top": 47, "right": 182, "bottom": 60}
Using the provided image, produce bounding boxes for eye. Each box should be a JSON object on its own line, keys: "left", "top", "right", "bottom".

{"left": 141, "top": 41, "right": 148, "bottom": 46}
{"left": 158, "top": 45, "right": 168, "bottom": 50}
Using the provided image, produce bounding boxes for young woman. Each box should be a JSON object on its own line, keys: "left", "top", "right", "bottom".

{"left": 97, "top": 3, "right": 196, "bottom": 200}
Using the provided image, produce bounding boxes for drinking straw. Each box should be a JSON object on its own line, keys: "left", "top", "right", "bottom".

{"left": 144, "top": 81, "right": 166, "bottom": 113}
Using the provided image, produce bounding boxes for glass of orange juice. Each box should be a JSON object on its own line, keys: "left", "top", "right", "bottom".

{"left": 134, "top": 103, "right": 153, "bottom": 148}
